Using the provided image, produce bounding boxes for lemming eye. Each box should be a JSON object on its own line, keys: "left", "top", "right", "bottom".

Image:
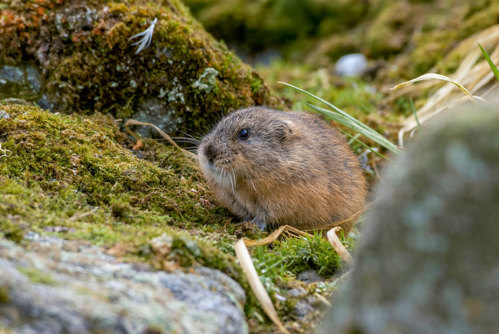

{"left": 238, "top": 128, "right": 250, "bottom": 140}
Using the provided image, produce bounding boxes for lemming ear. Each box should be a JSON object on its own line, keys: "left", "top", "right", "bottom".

{"left": 276, "top": 120, "right": 298, "bottom": 142}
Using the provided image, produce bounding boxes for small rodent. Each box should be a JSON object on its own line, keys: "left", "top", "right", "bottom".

{"left": 198, "top": 106, "right": 366, "bottom": 231}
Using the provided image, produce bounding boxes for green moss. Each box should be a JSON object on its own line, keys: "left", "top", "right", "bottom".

{"left": 0, "top": 218, "right": 24, "bottom": 244}
{"left": 250, "top": 231, "right": 357, "bottom": 325}
{"left": 17, "top": 267, "right": 57, "bottom": 285}
{"left": 379, "top": 0, "right": 499, "bottom": 80}
{"left": 253, "top": 233, "right": 347, "bottom": 282}
{"left": 364, "top": 2, "right": 421, "bottom": 58}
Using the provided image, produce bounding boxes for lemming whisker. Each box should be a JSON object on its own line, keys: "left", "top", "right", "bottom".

{"left": 179, "top": 131, "right": 200, "bottom": 141}
{"left": 173, "top": 137, "right": 201, "bottom": 145}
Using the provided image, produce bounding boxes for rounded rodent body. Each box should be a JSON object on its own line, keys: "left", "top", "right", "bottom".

{"left": 198, "top": 106, "right": 366, "bottom": 231}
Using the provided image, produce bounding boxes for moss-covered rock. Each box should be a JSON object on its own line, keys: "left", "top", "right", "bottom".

{"left": 364, "top": 1, "right": 423, "bottom": 58}
{"left": 0, "top": 0, "right": 279, "bottom": 135}
{"left": 310, "top": 0, "right": 499, "bottom": 79}
{"left": 325, "top": 0, "right": 499, "bottom": 79}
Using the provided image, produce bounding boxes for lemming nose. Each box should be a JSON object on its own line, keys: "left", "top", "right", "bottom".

{"left": 204, "top": 143, "right": 217, "bottom": 165}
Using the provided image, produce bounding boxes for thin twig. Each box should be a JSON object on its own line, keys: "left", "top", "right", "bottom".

{"left": 67, "top": 207, "right": 98, "bottom": 222}
{"left": 124, "top": 119, "right": 197, "bottom": 159}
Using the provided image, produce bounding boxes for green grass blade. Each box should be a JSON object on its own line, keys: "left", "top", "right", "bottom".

{"left": 478, "top": 42, "right": 499, "bottom": 83}
{"left": 409, "top": 98, "right": 421, "bottom": 131}
{"left": 280, "top": 81, "right": 401, "bottom": 154}
{"left": 307, "top": 103, "right": 402, "bottom": 154}
{"left": 347, "top": 132, "right": 362, "bottom": 146}
{"left": 280, "top": 80, "right": 402, "bottom": 154}
{"left": 338, "top": 128, "right": 392, "bottom": 161}
{"left": 279, "top": 81, "right": 351, "bottom": 117}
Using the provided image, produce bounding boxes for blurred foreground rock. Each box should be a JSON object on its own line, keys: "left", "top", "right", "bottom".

{"left": 0, "top": 233, "right": 247, "bottom": 334}
{"left": 320, "top": 107, "right": 499, "bottom": 334}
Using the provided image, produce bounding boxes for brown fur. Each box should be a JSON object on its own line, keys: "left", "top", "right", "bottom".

{"left": 198, "top": 107, "right": 366, "bottom": 231}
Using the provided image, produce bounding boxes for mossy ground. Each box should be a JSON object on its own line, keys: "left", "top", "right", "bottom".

{"left": 0, "top": 101, "right": 237, "bottom": 265}
{"left": 0, "top": 101, "right": 346, "bottom": 332}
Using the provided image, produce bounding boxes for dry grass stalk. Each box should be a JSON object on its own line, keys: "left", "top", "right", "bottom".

{"left": 239, "top": 220, "right": 358, "bottom": 332}
{"left": 314, "top": 292, "right": 332, "bottom": 307}
{"left": 392, "top": 24, "right": 499, "bottom": 147}
{"left": 242, "top": 207, "right": 364, "bottom": 248}
{"left": 391, "top": 73, "right": 484, "bottom": 101}
{"left": 67, "top": 207, "right": 98, "bottom": 222}
{"left": 302, "top": 209, "right": 364, "bottom": 233}
{"left": 235, "top": 239, "right": 290, "bottom": 334}
{"left": 326, "top": 227, "right": 353, "bottom": 265}
{"left": 243, "top": 225, "right": 310, "bottom": 247}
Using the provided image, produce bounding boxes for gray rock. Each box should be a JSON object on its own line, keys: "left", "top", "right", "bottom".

{"left": 36, "top": 94, "right": 54, "bottom": 111}
{"left": 25, "top": 65, "right": 42, "bottom": 94}
{"left": 320, "top": 107, "right": 499, "bottom": 334}
{"left": 130, "top": 97, "right": 183, "bottom": 138}
{"left": 334, "top": 53, "right": 367, "bottom": 77}
{"left": 0, "top": 234, "right": 247, "bottom": 334}
{"left": 296, "top": 270, "right": 324, "bottom": 283}
{"left": 0, "top": 65, "right": 42, "bottom": 100}
{"left": 0, "top": 65, "right": 24, "bottom": 83}
{"left": 294, "top": 300, "right": 315, "bottom": 319}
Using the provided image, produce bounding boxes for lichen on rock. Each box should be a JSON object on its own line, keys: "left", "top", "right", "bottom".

{"left": 0, "top": 233, "right": 248, "bottom": 334}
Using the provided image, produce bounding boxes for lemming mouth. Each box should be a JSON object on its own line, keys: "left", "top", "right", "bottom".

{"left": 207, "top": 163, "right": 237, "bottom": 189}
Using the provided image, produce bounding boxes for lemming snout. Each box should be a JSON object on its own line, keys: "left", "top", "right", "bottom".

{"left": 202, "top": 142, "right": 218, "bottom": 165}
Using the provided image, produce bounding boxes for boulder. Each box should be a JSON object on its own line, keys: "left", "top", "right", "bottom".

{"left": 320, "top": 107, "right": 499, "bottom": 334}
{"left": 0, "top": 233, "right": 247, "bottom": 334}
